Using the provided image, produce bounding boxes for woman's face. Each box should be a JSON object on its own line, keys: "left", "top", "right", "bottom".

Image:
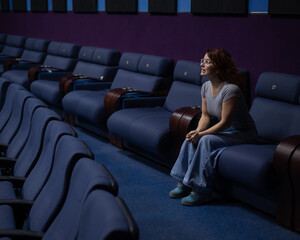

{"left": 200, "top": 53, "right": 216, "bottom": 77}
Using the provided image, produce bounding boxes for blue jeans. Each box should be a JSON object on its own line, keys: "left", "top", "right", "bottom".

{"left": 170, "top": 130, "right": 258, "bottom": 194}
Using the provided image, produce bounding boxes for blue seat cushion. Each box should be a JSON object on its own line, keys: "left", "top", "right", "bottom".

{"left": 164, "top": 81, "right": 202, "bottom": 112}
{"left": 63, "top": 90, "right": 110, "bottom": 124}
{"left": 0, "top": 181, "right": 17, "bottom": 199}
{"left": 30, "top": 80, "right": 61, "bottom": 106}
{"left": 108, "top": 107, "right": 173, "bottom": 156}
{"left": 2, "top": 70, "right": 29, "bottom": 88}
{"left": 218, "top": 144, "right": 277, "bottom": 194}
{"left": 0, "top": 205, "right": 16, "bottom": 229}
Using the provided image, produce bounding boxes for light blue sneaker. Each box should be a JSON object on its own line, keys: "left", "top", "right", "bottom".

{"left": 181, "top": 191, "right": 212, "bottom": 206}
{"left": 169, "top": 182, "right": 192, "bottom": 199}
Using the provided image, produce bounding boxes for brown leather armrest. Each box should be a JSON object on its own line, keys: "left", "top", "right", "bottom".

{"left": 291, "top": 146, "right": 300, "bottom": 232}
{"left": 61, "top": 75, "right": 115, "bottom": 97}
{"left": 104, "top": 88, "right": 135, "bottom": 118}
{"left": 273, "top": 135, "right": 300, "bottom": 230}
{"left": 169, "top": 106, "right": 202, "bottom": 144}
{"left": 28, "top": 65, "right": 42, "bottom": 83}
{"left": 3, "top": 58, "right": 20, "bottom": 71}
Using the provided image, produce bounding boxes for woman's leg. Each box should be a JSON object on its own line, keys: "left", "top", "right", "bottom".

{"left": 181, "top": 133, "right": 251, "bottom": 205}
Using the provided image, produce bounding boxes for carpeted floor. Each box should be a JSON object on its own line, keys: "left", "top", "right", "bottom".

{"left": 76, "top": 127, "right": 300, "bottom": 240}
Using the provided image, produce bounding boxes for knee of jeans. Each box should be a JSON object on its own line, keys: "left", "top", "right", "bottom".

{"left": 199, "top": 134, "right": 222, "bottom": 146}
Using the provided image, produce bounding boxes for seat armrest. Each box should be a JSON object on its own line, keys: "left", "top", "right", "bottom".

{"left": 104, "top": 88, "right": 131, "bottom": 118}
{"left": 169, "top": 106, "right": 202, "bottom": 144}
{"left": 3, "top": 58, "right": 21, "bottom": 71}
{"left": 28, "top": 65, "right": 42, "bottom": 83}
{"left": 28, "top": 65, "right": 66, "bottom": 83}
{"left": 0, "top": 175, "right": 26, "bottom": 188}
{"left": 273, "top": 135, "right": 300, "bottom": 231}
{"left": 0, "top": 199, "right": 34, "bottom": 228}
{"left": 61, "top": 74, "right": 114, "bottom": 97}
{"left": 0, "top": 143, "right": 8, "bottom": 153}
{"left": 122, "top": 96, "right": 166, "bottom": 109}
{"left": 104, "top": 88, "right": 168, "bottom": 118}
{"left": 0, "top": 157, "right": 17, "bottom": 168}
{"left": 0, "top": 229, "right": 44, "bottom": 240}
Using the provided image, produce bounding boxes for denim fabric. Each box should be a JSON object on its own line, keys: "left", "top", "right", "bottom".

{"left": 170, "top": 129, "right": 258, "bottom": 194}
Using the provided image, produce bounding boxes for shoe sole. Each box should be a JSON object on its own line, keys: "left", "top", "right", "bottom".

{"left": 181, "top": 197, "right": 213, "bottom": 206}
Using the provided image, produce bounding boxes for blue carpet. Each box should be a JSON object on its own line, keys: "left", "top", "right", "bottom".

{"left": 76, "top": 127, "right": 300, "bottom": 240}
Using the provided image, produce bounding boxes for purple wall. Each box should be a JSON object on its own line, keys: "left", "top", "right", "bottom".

{"left": 1, "top": 12, "right": 299, "bottom": 100}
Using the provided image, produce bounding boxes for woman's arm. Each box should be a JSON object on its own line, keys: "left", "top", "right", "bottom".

{"left": 186, "top": 97, "right": 211, "bottom": 141}
{"left": 189, "top": 97, "right": 238, "bottom": 144}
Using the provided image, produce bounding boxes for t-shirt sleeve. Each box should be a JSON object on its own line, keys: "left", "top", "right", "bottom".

{"left": 201, "top": 81, "right": 209, "bottom": 99}
{"left": 222, "top": 84, "right": 240, "bottom": 102}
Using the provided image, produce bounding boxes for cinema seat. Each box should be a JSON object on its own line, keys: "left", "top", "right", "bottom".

{"left": 0, "top": 84, "right": 26, "bottom": 133}
{"left": 1, "top": 41, "right": 80, "bottom": 89}
{"left": 0, "top": 88, "right": 35, "bottom": 145}
{"left": 77, "top": 189, "right": 139, "bottom": 240}
{"left": 30, "top": 46, "right": 120, "bottom": 114}
{"left": 0, "top": 107, "right": 60, "bottom": 178}
{"left": 0, "top": 120, "right": 75, "bottom": 200}
{"left": 0, "top": 35, "right": 26, "bottom": 70}
{"left": 107, "top": 60, "right": 205, "bottom": 167}
{"left": 216, "top": 72, "right": 300, "bottom": 231}
{"left": 1, "top": 38, "right": 49, "bottom": 86}
{"left": 0, "top": 135, "right": 94, "bottom": 235}
{"left": 0, "top": 78, "right": 10, "bottom": 111}
{"left": 62, "top": 52, "right": 173, "bottom": 138}
{"left": 42, "top": 158, "right": 119, "bottom": 240}
{"left": 0, "top": 97, "right": 46, "bottom": 159}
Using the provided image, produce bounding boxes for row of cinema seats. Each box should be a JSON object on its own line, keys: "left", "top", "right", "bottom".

{"left": 1, "top": 33, "right": 300, "bottom": 233}
{"left": 0, "top": 79, "right": 139, "bottom": 239}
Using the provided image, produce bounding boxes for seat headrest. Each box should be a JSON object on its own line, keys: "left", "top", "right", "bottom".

{"left": 255, "top": 72, "right": 300, "bottom": 104}
{"left": 59, "top": 43, "right": 80, "bottom": 58}
{"left": 119, "top": 52, "right": 143, "bottom": 72}
{"left": 119, "top": 52, "right": 173, "bottom": 77}
{"left": 173, "top": 60, "right": 202, "bottom": 85}
{"left": 25, "top": 38, "right": 49, "bottom": 52}
{"left": 47, "top": 41, "right": 62, "bottom": 55}
{"left": 138, "top": 54, "right": 173, "bottom": 77}
{"left": 6, "top": 35, "right": 26, "bottom": 47}
{"left": 47, "top": 41, "right": 80, "bottom": 58}
{"left": 78, "top": 46, "right": 95, "bottom": 62}
{"left": 92, "top": 48, "right": 120, "bottom": 66}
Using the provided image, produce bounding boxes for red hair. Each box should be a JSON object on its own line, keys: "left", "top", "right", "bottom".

{"left": 206, "top": 49, "right": 243, "bottom": 88}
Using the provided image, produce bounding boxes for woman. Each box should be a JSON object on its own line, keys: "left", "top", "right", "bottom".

{"left": 169, "top": 49, "right": 258, "bottom": 206}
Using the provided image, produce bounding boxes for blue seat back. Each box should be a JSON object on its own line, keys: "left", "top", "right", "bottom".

{"left": 164, "top": 60, "right": 204, "bottom": 112}
{"left": 110, "top": 52, "right": 173, "bottom": 92}
{"left": 250, "top": 72, "right": 300, "bottom": 143}
{"left": 72, "top": 46, "right": 120, "bottom": 80}
{"left": 6, "top": 98, "right": 46, "bottom": 159}
{"left": 21, "top": 120, "right": 76, "bottom": 201}
{"left": 0, "top": 90, "right": 34, "bottom": 144}
{"left": 43, "top": 158, "right": 118, "bottom": 240}
{"left": 0, "top": 84, "right": 25, "bottom": 132}
{"left": 77, "top": 189, "right": 139, "bottom": 240}
{"left": 1, "top": 35, "right": 26, "bottom": 57}
{"left": 0, "top": 78, "right": 11, "bottom": 111}
{"left": 27, "top": 135, "right": 94, "bottom": 232}
{"left": 13, "top": 107, "right": 61, "bottom": 178}
{"left": 43, "top": 41, "right": 80, "bottom": 70}
{"left": 20, "top": 38, "right": 49, "bottom": 63}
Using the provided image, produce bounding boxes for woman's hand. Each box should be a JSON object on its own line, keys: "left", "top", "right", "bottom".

{"left": 186, "top": 130, "right": 202, "bottom": 144}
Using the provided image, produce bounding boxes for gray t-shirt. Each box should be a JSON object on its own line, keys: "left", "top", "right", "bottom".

{"left": 201, "top": 81, "right": 256, "bottom": 133}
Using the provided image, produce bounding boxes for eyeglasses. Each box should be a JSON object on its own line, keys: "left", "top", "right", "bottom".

{"left": 200, "top": 59, "right": 213, "bottom": 66}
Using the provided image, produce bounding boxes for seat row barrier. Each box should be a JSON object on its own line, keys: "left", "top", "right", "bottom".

{"left": 0, "top": 79, "right": 139, "bottom": 239}
{"left": 1, "top": 33, "right": 300, "bottom": 233}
